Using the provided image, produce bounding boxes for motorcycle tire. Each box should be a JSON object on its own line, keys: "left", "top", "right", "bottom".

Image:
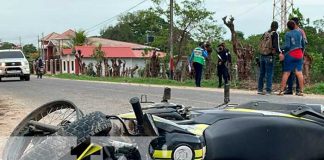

{"left": 19, "top": 111, "right": 112, "bottom": 160}
{"left": 3, "top": 100, "right": 84, "bottom": 160}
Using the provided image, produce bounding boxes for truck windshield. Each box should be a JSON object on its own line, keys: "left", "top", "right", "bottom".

{"left": 0, "top": 51, "right": 24, "bottom": 59}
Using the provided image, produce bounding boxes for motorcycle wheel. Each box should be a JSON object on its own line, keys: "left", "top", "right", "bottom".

{"left": 3, "top": 100, "right": 84, "bottom": 160}
{"left": 19, "top": 111, "right": 111, "bottom": 160}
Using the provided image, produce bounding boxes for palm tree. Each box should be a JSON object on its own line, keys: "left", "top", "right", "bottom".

{"left": 92, "top": 44, "right": 105, "bottom": 77}
{"left": 71, "top": 30, "right": 87, "bottom": 46}
{"left": 69, "top": 30, "right": 87, "bottom": 75}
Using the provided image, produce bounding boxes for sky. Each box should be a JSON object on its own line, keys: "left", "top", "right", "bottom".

{"left": 0, "top": 0, "right": 323, "bottom": 46}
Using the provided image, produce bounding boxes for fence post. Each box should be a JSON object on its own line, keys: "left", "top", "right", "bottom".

{"left": 50, "top": 59, "right": 54, "bottom": 74}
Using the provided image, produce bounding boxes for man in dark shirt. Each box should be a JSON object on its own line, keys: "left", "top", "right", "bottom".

{"left": 217, "top": 43, "right": 231, "bottom": 88}
{"left": 36, "top": 58, "right": 44, "bottom": 79}
{"left": 257, "top": 21, "right": 281, "bottom": 95}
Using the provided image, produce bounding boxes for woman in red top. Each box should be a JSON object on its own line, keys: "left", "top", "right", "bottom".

{"left": 278, "top": 20, "right": 306, "bottom": 96}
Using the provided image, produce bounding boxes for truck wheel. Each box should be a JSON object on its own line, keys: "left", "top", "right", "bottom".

{"left": 24, "top": 75, "right": 30, "bottom": 81}
{"left": 20, "top": 76, "right": 24, "bottom": 81}
{"left": 19, "top": 111, "right": 112, "bottom": 160}
{"left": 0, "top": 77, "right": 2, "bottom": 82}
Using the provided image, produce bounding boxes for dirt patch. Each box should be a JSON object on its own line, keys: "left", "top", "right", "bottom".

{"left": 0, "top": 96, "right": 30, "bottom": 159}
{"left": 0, "top": 97, "right": 29, "bottom": 137}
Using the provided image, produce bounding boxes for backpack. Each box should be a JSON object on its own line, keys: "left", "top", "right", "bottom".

{"left": 259, "top": 31, "right": 275, "bottom": 55}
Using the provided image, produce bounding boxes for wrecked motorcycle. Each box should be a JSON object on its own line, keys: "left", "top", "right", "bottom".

{"left": 3, "top": 86, "right": 324, "bottom": 160}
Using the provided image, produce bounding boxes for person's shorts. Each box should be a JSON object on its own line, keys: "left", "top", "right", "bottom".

{"left": 283, "top": 54, "right": 303, "bottom": 72}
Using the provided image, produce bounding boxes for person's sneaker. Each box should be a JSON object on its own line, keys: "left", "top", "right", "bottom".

{"left": 297, "top": 91, "right": 304, "bottom": 96}
{"left": 284, "top": 90, "right": 293, "bottom": 95}
{"left": 277, "top": 91, "right": 284, "bottom": 96}
{"left": 257, "top": 91, "right": 264, "bottom": 95}
{"left": 295, "top": 90, "right": 301, "bottom": 96}
{"left": 265, "top": 92, "right": 272, "bottom": 96}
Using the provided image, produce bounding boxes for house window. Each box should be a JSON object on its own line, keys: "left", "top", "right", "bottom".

{"left": 63, "top": 61, "right": 66, "bottom": 71}
{"left": 71, "top": 61, "right": 74, "bottom": 71}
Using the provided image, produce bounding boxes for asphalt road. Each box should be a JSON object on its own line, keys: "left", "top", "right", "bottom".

{"left": 0, "top": 76, "right": 323, "bottom": 115}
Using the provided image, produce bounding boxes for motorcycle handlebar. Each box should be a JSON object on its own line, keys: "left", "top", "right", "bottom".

{"left": 129, "top": 97, "right": 144, "bottom": 135}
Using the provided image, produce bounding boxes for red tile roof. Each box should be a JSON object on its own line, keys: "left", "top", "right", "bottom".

{"left": 41, "top": 32, "right": 61, "bottom": 41}
{"left": 42, "top": 29, "right": 76, "bottom": 41}
{"left": 62, "top": 46, "right": 165, "bottom": 58}
{"left": 102, "top": 47, "right": 134, "bottom": 58}
{"left": 87, "top": 37, "right": 152, "bottom": 49}
{"left": 55, "top": 29, "right": 76, "bottom": 40}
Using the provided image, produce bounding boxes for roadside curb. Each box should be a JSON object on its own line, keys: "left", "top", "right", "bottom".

{"left": 41, "top": 75, "right": 251, "bottom": 93}
{"left": 40, "top": 75, "right": 324, "bottom": 99}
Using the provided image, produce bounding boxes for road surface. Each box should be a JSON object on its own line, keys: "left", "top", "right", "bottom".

{"left": 0, "top": 76, "right": 323, "bottom": 115}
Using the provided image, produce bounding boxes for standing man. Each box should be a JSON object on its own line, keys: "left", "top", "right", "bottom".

{"left": 217, "top": 43, "right": 231, "bottom": 88}
{"left": 36, "top": 58, "right": 44, "bottom": 79}
{"left": 285, "top": 17, "right": 308, "bottom": 95}
{"left": 189, "top": 42, "right": 208, "bottom": 87}
{"left": 257, "top": 21, "right": 281, "bottom": 95}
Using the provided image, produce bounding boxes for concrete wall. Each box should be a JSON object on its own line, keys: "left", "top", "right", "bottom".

{"left": 61, "top": 55, "right": 75, "bottom": 74}
{"left": 61, "top": 56, "right": 147, "bottom": 77}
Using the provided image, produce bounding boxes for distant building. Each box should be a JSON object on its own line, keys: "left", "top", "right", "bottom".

{"left": 40, "top": 29, "right": 75, "bottom": 74}
{"left": 62, "top": 46, "right": 165, "bottom": 76}
{"left": 40, "top": 29, "right": 165, "bottom": 76}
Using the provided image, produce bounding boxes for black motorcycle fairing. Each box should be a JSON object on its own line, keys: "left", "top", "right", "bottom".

{"left": 203, "top": 116, "right": 324, "bottom": 160}
{"left": 190, "top": 110, "right": 264, "bottom": 125}
{"left": 238, "top": 101, "right": 323, "bottom": 114}
{"left": 145, "top": 108, "right": 185, "bottom": 120}
{"left": 237, "top": 101, "right": 324, "bottom": 124}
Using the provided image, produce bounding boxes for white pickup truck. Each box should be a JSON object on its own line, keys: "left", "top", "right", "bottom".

{"left": 0, "top": 49, "right": 30, "bottom": 81}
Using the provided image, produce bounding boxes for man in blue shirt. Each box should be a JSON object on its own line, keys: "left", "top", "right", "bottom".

{"left": 189, "top": 42, "right": 208, "bottom": 87}
{"left": 285, "top": 17, "right": 308, "bottom": 95}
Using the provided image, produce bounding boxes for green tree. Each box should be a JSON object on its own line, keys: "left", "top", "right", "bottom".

{"left": 152, "top": 0, "right": 224, "bottom": 66}
{"left": 245, "top": 34, "right": 262, "bottom": 49}
{"left": 23, "top": 44, "right": 37, "bottom": 58}
{"left": 289, "top": 8, "right": 311, "bottom": 27}
{"left": 92, "top": 44, "right": 105, "bottom": 77}
{"left": 0, "top": 42, "right": 15, "bottom": 49}
{"left": 100, "top": 9, "right": 169, "bottom": 49}
{"left": 236, "top": 31, "right": 245, "bottom": 40}
{"left": 71, "top": 30, "right": 87, "bottom": 46}
{"left": 313, "top": 17, "right": 324, "bottom": 32}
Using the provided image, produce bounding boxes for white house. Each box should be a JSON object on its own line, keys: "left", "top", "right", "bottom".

{"left": 61, "top": 45, "right": 165, "bottom": 76}
{"left": 40, "top": 29, "right": 165, "bottom": 75}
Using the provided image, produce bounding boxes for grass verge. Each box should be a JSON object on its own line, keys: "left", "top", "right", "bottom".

{"left": 48, "top": 74, "right": 243, "bottom": 89}
{"left": 48, "top": 74, "right": 324, "bottom": 95}
{"left": 305, "top": 83, "right": 324, "bottom": 95}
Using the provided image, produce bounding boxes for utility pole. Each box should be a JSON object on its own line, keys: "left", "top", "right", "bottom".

{"left": 19, "top": 36, "right": 22, "bottom": 50}
{"left": 273, "top": 0, "right": 294, "bottom": 31}
{"left": 37, "top": 35, "right": 40, "bottom": 57}
{"left": 169, "top": 0, "right": 174, "bottom": 79}
{"left": 41, "top": 32, "right": 44, "bottom": 60}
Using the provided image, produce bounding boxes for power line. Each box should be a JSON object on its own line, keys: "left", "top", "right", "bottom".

{"left": 235, "top": 0, "right": 268, "bottom": 18}
{"left": 85, "top": 0, "right": 148, "bottom": 34}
